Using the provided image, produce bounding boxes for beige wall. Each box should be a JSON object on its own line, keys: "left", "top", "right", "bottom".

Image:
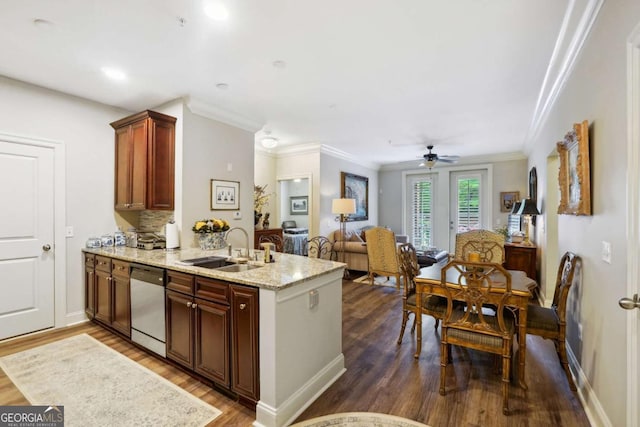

{"left": 526, "top": 2, "right": 640, "bottom": 425}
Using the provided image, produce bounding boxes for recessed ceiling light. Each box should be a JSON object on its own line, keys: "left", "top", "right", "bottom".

{"left": 33, "top": 18, "right": 53, "bottom": 28}
{"left": 272, "top": 60, "right": 286, "bottom": 69}
{"left": 203, "top": 1, "right": 229, "bottom": 21}
{"left": 101, "top": 67, "right": 127, "bottom": 81}
{"left": 215, "top": 82, "right": 229, "bottom": 90}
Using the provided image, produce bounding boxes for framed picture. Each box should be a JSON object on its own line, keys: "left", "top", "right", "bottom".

{"left": 557, "top": 120, "right": 591, "bottom": 215}
{"left": 500, "top": 191, "right": 520, "bottom": 212}
{"left": 341, "top": 172, "right": 368, "bottom": 221}
{"left": 290, "top": 196, "right": 308, "bottom": 215}
{"left": 210, "top": 179, "right": 239, "bottom": 210}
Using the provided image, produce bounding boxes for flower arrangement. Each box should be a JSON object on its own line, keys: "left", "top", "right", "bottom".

{"left": 254, "top": 184, "right": 271, "bottom": 213}
{"left": 192, "top": 218, "right": 230, "bottom": 234}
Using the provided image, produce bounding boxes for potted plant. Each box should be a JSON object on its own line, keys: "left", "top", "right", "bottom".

{"left": 192, "top": 218, "right": 231, "bottom": 250}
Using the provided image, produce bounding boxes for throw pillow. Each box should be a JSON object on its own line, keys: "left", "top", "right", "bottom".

{"left": 349, "top": 232, "right": 364, "bottom": 243}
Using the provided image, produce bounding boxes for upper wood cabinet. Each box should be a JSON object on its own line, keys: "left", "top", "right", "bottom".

{"left": 110, "top": 110, "right": 176, "bottom": 210}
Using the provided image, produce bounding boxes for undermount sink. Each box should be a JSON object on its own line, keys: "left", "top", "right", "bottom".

{"left": 179, "top": 256, "right": 263, "bottom": 272}
{"left": 214, "top": 263, "right": 263, "bottom": 273}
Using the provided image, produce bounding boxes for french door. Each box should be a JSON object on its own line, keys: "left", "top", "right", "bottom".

{"left": 449, "top": 170, "right": 488, "bottom": 250}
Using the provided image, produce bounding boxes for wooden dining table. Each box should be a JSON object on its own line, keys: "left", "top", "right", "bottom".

{"left": 414, "top": 261, "right": 537, "bottom": 389}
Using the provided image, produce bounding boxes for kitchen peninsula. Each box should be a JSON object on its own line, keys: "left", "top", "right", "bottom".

{"left": 83, "top": 246, "right": 346, "bottom": 427}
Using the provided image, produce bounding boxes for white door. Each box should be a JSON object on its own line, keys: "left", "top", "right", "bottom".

{"left": 0, "top": 138, "right": 55, "bottom": 340}
{"left": 625, "top": 23, "right": 640, "bottom": 427}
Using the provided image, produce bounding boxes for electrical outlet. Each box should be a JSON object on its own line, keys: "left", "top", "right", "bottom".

{"left": 309, "top": 289, "right": 319, "bottom": 309}
{"left": 602, "top": 241, "right": 612, "bottom": 263}
{"left": 65, "top": 226, "right": 74, "bottom": 238}
{"left": 578, "top": 323, "right": 583, "bottom": 340}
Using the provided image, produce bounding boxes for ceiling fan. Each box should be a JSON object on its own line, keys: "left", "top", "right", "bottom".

{"left": 419, "top": 145, "right": 460, "bottom": 168}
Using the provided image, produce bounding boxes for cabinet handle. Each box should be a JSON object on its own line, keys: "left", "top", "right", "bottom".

{"left": 186, "top": 301, "right": 192, "bottom": 308}
{"left": 192, "top": 303, "right": 197, "bottom": 309}
{"left": 239, "top": 303, "right": 247, "bottom": 310}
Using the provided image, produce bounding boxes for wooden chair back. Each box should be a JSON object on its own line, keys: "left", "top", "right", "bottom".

{"left": 258, "top": 233, "right": 284, "bottom": 252}
{"left": 307, "top": 236, "right": 334, "bottom": 260}
{"left": 454, "top": 229, "right": 505, "bottom": 263}
{"left": 439, "top": 259, "right": 515, "bottom": 414}
{"left": 364, "top": 227, "right": 401, "bottom": 287}
{"left": 551, "top": 252, "right": 580, "bottom": 323}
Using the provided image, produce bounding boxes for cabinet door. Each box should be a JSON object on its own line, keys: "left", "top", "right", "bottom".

{"left": 94, "top": 270, "right": 112, "bottom": 324}
{"left": 230, "top": 285, "right": 259, "bottom": 401}
{"left": 194, "top": 298, "right": 230, "bottom": 385}
{"left": 147, "top": 118, "right": 175, "bottom": 210}
{"left": 84, "top": 254, "right": 96, "bottom": 318}
{"left": 112, "top": 273, "right": 131, "bottom": 337}
{"left": 114, "top": 120, "right": 147, "bottom": 210}
{"left": 166, "top": 290, "right": 194, "bottom": 369}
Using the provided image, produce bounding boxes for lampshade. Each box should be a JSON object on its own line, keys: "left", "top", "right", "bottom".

{"left": 332, "top": 198, "right": 356, "bottom": 215}
{"left": 511, "top": 201, "right": 522, "bottom": 215}
{"left": 516, "top": 198, "right": 540, "bottom": 216}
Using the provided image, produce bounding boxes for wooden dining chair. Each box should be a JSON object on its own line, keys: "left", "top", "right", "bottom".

{"left": 364, "top": 227, "right": 401, "bottom": 288}
{"left": 454, "top": 229, "right": 506, "bottom": 263}
{"left": 306, "top": 236, "right": 335, "bottom": 260}
{"left": 439, "top": 260, "right": 516, "bottom": 415}
{"left": 526, "top": 251, "right": 580, "bottom": 391}
{"left": 397, "top": 243, "right": 448, "bottom": 345}
{"left": 258, "top": 233, "right": 284, "bottom": 252}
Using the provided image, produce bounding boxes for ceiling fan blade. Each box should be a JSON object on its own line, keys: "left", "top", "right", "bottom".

{"left": 437, "top": 158, "right": 458, "bottom": 164}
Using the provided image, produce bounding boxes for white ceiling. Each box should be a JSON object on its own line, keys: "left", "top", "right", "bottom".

{"left": 0, "top": 0, "right": 572, "bottom": 166}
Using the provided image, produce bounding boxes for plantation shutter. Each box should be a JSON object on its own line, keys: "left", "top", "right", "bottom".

{"left": 457, "top": 176, "right": 481, "bottom": 232}
{"left": 411, "top": 177, "right": 433, "bottom": 249}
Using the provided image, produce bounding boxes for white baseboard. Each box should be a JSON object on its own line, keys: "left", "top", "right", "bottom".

{"left": 254, "top": 353, "right": 346, "bottom": 427}
{"left": 567, "top": 343, "right": 612, "bottom": 427}
{"left": 64, "top": 310, "right": 89, "bottom": 327}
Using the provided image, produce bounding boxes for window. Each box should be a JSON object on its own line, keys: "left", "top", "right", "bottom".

{"left": 410, "top": 176, "right": 433, "bottom": 249}
{"left": 456, "top": 175, "right": 481, "bottom": 232}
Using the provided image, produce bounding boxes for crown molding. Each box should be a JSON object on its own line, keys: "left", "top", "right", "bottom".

{"left": 266, "top": 142, "right": 381, "bottom": 170}
{"left": 184, "top": 96, "right": 263, "bottom": 133}
{"left": 525, "top": 0, "right": 605, "bottom": 149}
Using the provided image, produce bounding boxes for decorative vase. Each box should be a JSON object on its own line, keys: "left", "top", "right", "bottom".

{"left": 198, "top": 232, "right": 226, "bottom": 250}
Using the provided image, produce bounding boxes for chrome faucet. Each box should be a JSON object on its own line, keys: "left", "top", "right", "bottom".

{"left": 225, "top": 227, "right": 250, "bottom": 258}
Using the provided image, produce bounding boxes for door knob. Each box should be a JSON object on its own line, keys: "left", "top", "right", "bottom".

{"left": 618, "top": 294, "right": 640, "bottom": 310}
{"left": 42, "top": 244, "right": 51, "bottom": 251}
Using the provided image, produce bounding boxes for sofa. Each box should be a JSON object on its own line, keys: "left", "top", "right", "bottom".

{"left": 327, "top": 226, "right": 408, "bottom": 272}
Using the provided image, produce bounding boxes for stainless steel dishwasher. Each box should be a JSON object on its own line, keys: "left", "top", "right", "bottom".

{"left": 130, "top": 264, "right": 166, "bottom": 357}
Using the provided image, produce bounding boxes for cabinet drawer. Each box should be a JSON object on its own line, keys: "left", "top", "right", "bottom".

{"left": 112, "top": 260, "right": 130, "bottom": 278}
{"left": 95, "top": 256, "right": 112, "bottom": 273}
{"left": 85, "top": 253, "right": 96, "bottom": 268}
{"left": 167, "top": 270, "right": 195, "bottom": 294}
{"left": 195, "top": 277, "right": 230, "bottom": 305}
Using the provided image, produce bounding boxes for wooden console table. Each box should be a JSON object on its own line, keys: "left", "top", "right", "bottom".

{"left": 504, "top": 242, "right": 537, "bottom": 281}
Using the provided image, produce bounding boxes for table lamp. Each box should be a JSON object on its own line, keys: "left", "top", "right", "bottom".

{"left": 516, "top": 198, "right": 540, "bottom": 246}
{"left": 332, "top": 198, "right": 356, "bottom": 275}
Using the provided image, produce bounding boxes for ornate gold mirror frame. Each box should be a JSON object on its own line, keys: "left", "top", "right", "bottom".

{"left": 557, "top": 120, "right": 591, "bottom": 215}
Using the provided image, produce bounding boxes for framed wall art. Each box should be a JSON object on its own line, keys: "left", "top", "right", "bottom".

{"left": 210, "top": 179, "right": 239, "bottom": 210}
{"left": 341, "top": 172, "right": 368, "bottom": 221}
{"left": 500, "top": 191, "right": 520, "bottom": 212}
{"left": 557, "top": 120, "right": 591, "bottom": 215}
{"left": 289, "top": 196, "right": 308, "bottom": 215}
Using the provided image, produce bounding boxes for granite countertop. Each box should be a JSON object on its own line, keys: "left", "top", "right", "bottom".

{"left": 82, "top": 246, "right": 345, "bottom": 291}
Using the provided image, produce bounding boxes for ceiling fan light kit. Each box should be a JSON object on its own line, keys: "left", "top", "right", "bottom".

{"left": 419, "top": 145, "right": 459, "bottom": 168}
{"left": 261, "top": 136, "right": 278, "bottom": 149}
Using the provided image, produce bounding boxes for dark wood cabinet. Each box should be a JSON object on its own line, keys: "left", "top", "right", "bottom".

{"left": 255, "top": 228, "right": 283, "bottom": 251}
{"left": 111, "top": 110, "right": 176, "bottom": 211}
{"left": 94, "top": 256, "right": 113, "bottom": 324}
{"left": 231, "top": 284, "right": 260, "bottom": 402}
{"left": 504, "top": 243, "right": 537, "bottom": 281}
{"left": 84, "top": 253, "right": 96, "bottom": 319}
{"left": 166, "top": 273, "right": 231, "bottom": 386}
{"left": 111, "top": 260, "right": 131, "bottom": 337}
{"left": 90, "top": 256, "right": 131, "bottom": 337}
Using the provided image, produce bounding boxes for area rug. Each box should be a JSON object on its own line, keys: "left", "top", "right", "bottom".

{"left": 290, "top": 412, "right": 430, "bottom": 427}
{"left": 0, "top": 334, "right": 221, "bottom": 427}
{"left": 352, "top": 274, "right": 401, "bottom": 287}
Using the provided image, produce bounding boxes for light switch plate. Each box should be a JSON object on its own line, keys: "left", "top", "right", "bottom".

{"left": 65, "top": 226, "right": 74, "bottom": 238}
{"left": 602, "top": 241, "right": 611, "bottom": 263}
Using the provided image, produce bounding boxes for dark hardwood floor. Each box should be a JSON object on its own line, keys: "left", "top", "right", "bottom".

{"left": 0, "top": 278, "right": 590, "bottom": 427}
